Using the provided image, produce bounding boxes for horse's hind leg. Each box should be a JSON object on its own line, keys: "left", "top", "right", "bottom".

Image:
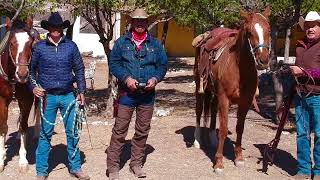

{"left": 214, "top": 95, "right": 229, "bottom": 173}
{"left": 0, "top": 97, "right": 9, "bottom": 172}
{"left": 234, "top": 102, "right": 250, "bottom": 167}
{"left": 194, "top": 92, "right": 204, "bottom": 148}
{"left": 16, "top": 90, "right": 34, "bottom": 172}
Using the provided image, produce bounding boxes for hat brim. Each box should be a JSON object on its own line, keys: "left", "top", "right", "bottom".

{"left": 298, "top": 16, "right": 320, "bottom": 30}
{"left": 40, "top": 20, "right": 70, "bottom": 30}
{"left": 126, "top": 14, "right": 157, "bottom": 25}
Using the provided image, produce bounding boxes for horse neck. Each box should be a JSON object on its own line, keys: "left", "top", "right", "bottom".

{"left": 235, "top": 26, "right": 255, "bottom": 69}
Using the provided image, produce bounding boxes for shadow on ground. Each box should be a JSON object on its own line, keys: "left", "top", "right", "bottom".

{"left": 254, "top": 143, "right": 297, "bottom": 176}
{"left": 5, "top": 126, "right": 86, "bottom": 174}
{"left": 175, "top": 126, "right": 235, "bottom": 163}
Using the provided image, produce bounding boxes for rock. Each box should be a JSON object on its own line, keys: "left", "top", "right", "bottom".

{"left": 155, "top": 107, "right": 174, "bottom": 117}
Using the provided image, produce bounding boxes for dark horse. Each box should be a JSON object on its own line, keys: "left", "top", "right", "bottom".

{"left": 0, "top": 17, "right": 37, "bottom": 172}
{"left": 194, "top": 7, "right": 271, "bottom": 173}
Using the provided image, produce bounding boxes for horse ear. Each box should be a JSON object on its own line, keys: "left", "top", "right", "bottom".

{"left": 240, "top": 10, "right": 249, "bottom": 21}
{"left": 6, "top": 17, "right": 12, "bottom": 30}
{"left": 262, "top": 6, "right": 271, "bottom": 17}
{"left": 26, "top": 16, "right": 33, "bottom": 29}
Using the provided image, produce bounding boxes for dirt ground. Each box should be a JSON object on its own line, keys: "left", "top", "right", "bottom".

{"left": 0, "top": 57, "right": 302, "bottom": 180}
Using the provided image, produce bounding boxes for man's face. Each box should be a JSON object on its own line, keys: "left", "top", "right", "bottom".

{"left": 131, "top": 19, "right": 148, "bottom": 33}
{"left": 304, "top": 21, "right": 320, "bottom": 41}
{"left": 48, "top": 27, "right": 63, "bottom": 38}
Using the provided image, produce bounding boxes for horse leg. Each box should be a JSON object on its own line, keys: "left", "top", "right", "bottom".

{"left": 214, "top": 95, "right": 229, "bottom": 173}
{"left": 0, "top": 97, "right": 9, "bottom": 172}
{"left": 234, "top": 102, "right": 250, "bottom": 167}
{"left": 194, "top": 92, "right": 203, "bottom": 149}
{"left": 16, "top": 89, "right": 34, "bottom": 172}
{"left": 209, "top": 95, "right": 218, "bottom": 147}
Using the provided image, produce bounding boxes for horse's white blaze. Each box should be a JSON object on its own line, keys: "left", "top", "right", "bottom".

{"left": 194, "top": 125, "right": 201, "bottom": 148}
{"left": 19, "top": 133, "right": 28, "bottom": 165}
{"left": 0, "top": 135, "right": 6, "bottom": 166}
{"left": 15, "top": 32, "right": 29, "bottom": 72}
{"left": 254, "top": 23, "right": 264, "bottom": 52}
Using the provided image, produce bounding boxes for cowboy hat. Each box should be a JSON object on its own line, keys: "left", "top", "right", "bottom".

{"left": 129, "top": 8, "right": 149, "bottom": 19}
{"left": 41, "top": 12, "right": 70, "bottom": 30}
{"left": 299, "top": 11, "right": 320, "bottom": 30}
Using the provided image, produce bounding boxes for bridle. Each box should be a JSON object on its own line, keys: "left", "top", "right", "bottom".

{"left": 0, "top": 29, "right": 34, "bottom": 81}
{"left": 247, "top": 13, "right": 271, "bottom": 68}
{"left": 8, "top": 43, "right": 31, "bottom": 67}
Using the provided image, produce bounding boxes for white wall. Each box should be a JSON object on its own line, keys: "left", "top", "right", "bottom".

{"left": 72, "top": 16, "right": 106, "bottom": 60}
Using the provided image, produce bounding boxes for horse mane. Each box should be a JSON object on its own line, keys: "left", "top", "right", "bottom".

{"left": 11, "top": 20, "right": 28, "bottom": 32}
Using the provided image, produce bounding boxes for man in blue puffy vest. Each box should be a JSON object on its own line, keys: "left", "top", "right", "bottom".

{"left": 29, "top": 12, "right": 89, "bottom": 180}
{"left": 106, "top": 8, "right": 168, "bottom": 180}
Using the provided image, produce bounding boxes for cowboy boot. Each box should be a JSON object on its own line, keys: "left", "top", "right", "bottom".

{"left": 130, "top": 165, "right": 146, "bottom": 178}
{"left": 70, "top": 170, "right": 90, "bottom": 180}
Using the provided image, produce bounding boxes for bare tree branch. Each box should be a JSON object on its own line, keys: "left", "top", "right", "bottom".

{"left": 148, "top": 16, "right": 174, "bottom": 31}
{"left": 0, "top": 0, "right": 26, "bottom": 29}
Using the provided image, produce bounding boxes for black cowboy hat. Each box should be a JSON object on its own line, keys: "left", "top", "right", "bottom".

{"left": 40, "top": 12, "right": 70, "bottom": 30}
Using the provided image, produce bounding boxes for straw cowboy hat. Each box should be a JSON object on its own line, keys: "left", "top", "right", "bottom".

{"left": 126, "top": 8, "right": 157, "bottom": 24}
{"left": 41, "top": 12, "right": 70, "bottom": 30}
{"left": 299, "top": 11, "right": 320, "bottom": 30}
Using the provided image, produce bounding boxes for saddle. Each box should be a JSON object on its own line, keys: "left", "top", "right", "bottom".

{"left": 193, "top": 27, "right": 239, "bottom": 93}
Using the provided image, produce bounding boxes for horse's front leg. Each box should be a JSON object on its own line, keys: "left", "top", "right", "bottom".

{"left": 234, "top": 101, "right": 251, "bottom": 167}
{"left": 0, "top": 96, "right": 9, "bottom": 172}
{"left": 214, "top": 95, "right": 229, "bottom": 173}
{"left": 16, "top": 88, "right": 34, "bottom": 172}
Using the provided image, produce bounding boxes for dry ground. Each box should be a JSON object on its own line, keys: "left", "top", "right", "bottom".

{"left": 0, "top": 58, "right": 301, "bottom": 180}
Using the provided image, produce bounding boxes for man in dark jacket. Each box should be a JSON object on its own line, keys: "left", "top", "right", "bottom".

{"left": 106, "top": 8, "right": 168, "bottom": 180}
{"left": 290, "top": 11, "right": 320, "bottom": 180}
{"left": 29, "top": 12, "right": 89, "bottom": 180}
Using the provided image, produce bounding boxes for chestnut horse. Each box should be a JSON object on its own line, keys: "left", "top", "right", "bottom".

{"left": 0, "top": 17, "right": 37, "bottom": 172}
{"left": 193, "top": 7, "right": 271, "bottom": 173}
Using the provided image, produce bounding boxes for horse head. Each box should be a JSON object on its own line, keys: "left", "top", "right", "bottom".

{"left": 240, "top": 6, "right": 271, "bottom": 70}
{"left": 6, "top": 16, "right": 37, "bottom": 83}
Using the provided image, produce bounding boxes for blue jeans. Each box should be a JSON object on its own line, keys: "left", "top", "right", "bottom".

{"left": 294, "top": 94, "right": 320, "bottom": 176}
{"left": 36, "top": 92, "right": 81, "bottom": 176}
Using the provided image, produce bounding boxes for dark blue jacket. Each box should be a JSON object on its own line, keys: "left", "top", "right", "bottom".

{"left": 109, "top": 32, "right": 168, "bottom": 85}
{"left": 29, "top": 35, "right": 86, "bottom": 94}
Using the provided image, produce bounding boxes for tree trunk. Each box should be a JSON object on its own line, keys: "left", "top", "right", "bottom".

{"left": 284, "top": 27, "right": 291, "bottom": 63}
{"left": 161, "top": 20, "right": 169, "bottom": 45}
{"left": 101, "top": 41, "right": 118, "bottom": 118}
{"left": 270, "top": 25, "right": 283, "bottom": 124}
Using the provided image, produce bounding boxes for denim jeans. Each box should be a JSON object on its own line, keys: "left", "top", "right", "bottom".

{"left": 36, "top": 92, "right": 81, "bottom": 176}
{"left": 294, "top": 94, "right": 320, "bottom": 176}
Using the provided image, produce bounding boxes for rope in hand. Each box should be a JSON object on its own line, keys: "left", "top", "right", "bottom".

{"left": 30, "top": 77, "right": 89, "bottom": 158}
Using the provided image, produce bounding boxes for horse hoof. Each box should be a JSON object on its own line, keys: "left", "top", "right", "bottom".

{"left": 235, "top": 160, "right": 245, "bottom": 167}
{"left": 193, "top": 140, "right": 200, "bottom": 149}
{"left": 0, "top": 165, "right": 4, "bottom": 173}
{"left": 19, "top": 164, "right": 28, "bottom": 173}
{"left": 214, "top": 168, "right": 224, "bottom": 174}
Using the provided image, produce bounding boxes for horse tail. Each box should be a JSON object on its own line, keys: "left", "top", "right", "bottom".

{"left": 203, "top": 91, "right": 212, "bottom": 127}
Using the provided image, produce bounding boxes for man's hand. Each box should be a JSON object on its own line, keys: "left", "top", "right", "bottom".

{"left": 145, "top": 77, "right": 157, "bottom": 91}
{"left": 32, "top": 87, "right": 45, "bottom": 97}
{"left": 126, "top": 77, "right": 138, "bottom": 91}
{"left": 77, "top": 93, "right": 85, "bottom": 106}
{"left": 290, "top": 66, "right": 305, "bottom": 76}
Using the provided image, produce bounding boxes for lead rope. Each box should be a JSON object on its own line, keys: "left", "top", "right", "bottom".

{"left": 30, "top": 77, "right": 86, "bottom": 158}
{"left": 0, "top": 31, "right": 11, "bottom": 81}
